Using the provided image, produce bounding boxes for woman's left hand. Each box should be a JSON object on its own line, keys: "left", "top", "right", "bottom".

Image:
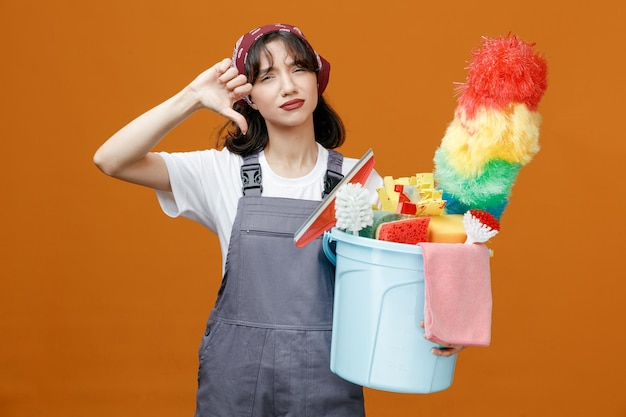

{"left": 430, "top": 341, "right": 466, "bottom": 357}
{"left": 419, "top": 320, "right": 467, "bottom": 357}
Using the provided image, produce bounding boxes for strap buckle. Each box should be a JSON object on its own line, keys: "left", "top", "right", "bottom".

{"left": 241, "top": 163, "right": 263, "bottom": 196}
{"left": 323, "top": 169, "right": 343, "bottom": 198}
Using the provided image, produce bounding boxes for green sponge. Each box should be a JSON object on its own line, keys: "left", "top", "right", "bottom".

{"left": 358, "top": 211, "right": 404, "bottom": 238}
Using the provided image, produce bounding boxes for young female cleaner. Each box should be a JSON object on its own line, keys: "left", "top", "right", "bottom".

{"left": 94, "top": 23, "right": 464, "bottom": 417}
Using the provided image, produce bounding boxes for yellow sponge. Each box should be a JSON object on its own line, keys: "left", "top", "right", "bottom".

{"left": 427, "top": 214, "right": 467, "bottom": 243}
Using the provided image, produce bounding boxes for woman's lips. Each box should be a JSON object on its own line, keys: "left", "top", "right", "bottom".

{"left": 280, "top": 99, "right": 305, "bottom": 111}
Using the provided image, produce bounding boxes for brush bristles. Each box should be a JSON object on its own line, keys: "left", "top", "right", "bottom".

{"left": 335, "top": 183, "right": 374, "bottom": 235}
{"left": 457, "top": 34, "right": 548, "bottom": 118}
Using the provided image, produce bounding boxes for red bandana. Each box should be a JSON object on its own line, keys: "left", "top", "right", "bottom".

{"left": 231, "top": 23, "right": 330, "bottom": 101}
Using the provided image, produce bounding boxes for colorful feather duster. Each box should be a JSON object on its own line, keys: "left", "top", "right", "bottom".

{"left": 434, "top": 35, "right": 548, "bottom": 220}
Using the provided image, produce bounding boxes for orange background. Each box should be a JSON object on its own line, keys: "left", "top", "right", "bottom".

{"left": 1, "top": 1, "right": 625, "bottom": 416}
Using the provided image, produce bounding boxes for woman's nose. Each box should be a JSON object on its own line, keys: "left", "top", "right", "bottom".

{"left": 280, "top": 74, "right": 297, "bottom": 95}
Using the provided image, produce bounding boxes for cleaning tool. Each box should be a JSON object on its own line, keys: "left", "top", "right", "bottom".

{"left": 376, "top": 217, "right": 431, "bottom": 245}
{"left": 294, "top": 148, "right": 375, "bottom": 247}
{"left": 434, "top": 35, "right": 548, "bottom": 220}
{"left": 335, "top": 183, "right": 374, "bottom": 236}
{"left": 463, "top": 209, "right": 500, "bottom": 244}
{"left": 419, "top": 242, "right": 492, "bottom": 346}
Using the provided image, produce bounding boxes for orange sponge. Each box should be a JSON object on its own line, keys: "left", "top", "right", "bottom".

{"left": 376, "top": 217, "right": 431, "bottom": 245}
{"left": 427, "top": 214, "right": 466, "bottom": 243}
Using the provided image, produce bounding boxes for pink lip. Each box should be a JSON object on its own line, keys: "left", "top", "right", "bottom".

{"left": 280, "top": 99, "right": 305, "bottom": 111}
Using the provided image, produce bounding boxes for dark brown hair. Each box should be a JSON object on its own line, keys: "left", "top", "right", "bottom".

{"left": 217, "top": 31, "right": 345, "bottom": 156}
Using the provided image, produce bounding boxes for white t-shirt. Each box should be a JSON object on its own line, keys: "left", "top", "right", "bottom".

{"left": 155, "top": 144, "right": 381, "bottom": 272}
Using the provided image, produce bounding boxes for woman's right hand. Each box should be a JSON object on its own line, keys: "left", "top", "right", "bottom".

{"left": 94, "top": 58, "right": 253, "bottom": 191}
{"left": 187, "top": 58, "right": 253, "bottom": 134}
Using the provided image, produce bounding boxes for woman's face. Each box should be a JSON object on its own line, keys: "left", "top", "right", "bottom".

{"left": 248, "top": 39, "right": 318, "bottom": 131}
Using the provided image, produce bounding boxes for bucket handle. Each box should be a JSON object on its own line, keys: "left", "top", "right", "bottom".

{"left": 322, "top": 231, "right": 337, "bottom": 265}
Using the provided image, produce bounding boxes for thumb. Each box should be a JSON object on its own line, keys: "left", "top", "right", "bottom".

{"left": 220, "top": 107, "right": 249, "bottom": 135}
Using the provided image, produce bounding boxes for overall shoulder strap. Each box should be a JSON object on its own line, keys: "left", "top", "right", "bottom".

{"left": 241, "top": 153, "right": 262, "bottom": 196}
{"left": 323, "top": 150, "right": 344, "bottom": 198}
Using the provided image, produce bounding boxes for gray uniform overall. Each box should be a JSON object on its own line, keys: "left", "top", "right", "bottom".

{"left": 195, "top": 151, "right": 365, "bottom": 417}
